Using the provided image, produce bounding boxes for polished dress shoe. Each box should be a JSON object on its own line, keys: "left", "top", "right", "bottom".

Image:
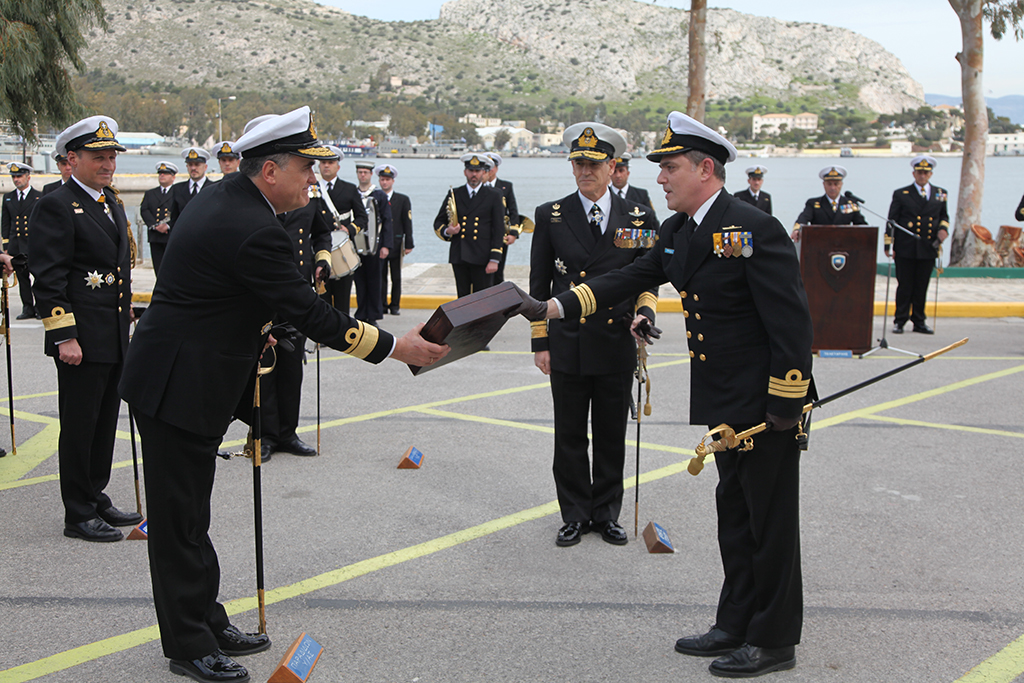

{"left": 98, "top": 506, "right": 144, "bottom": 527}
{"left": 675, "top": 626, "right": 744, "bottom": 656}
{"left": 169, "top": 650, "right": 249, "bottom": 682}
{"left": 389, "top": 308, "right": 400, "bottom": 315}
{"left": 913, "top": 323, "right": 934, "bottom": 334}
{"left": 892, "top": 323, "right": 904, "bottom": 334}
{"left": 594, "top": 520, "right": 628, "bottom": 545}
{"left": 64, "top": 518, "right": 123, "bottom": 542}
{"left": 16, "top": 307, "right": 36, "bottom": 320}
{"left": 276, "top": 436, "right": 317, "bottom": 456}
{"left": 709, "top": 644, "right": 796, "bottom": 678}
{"left": 215, "top": 625, "right": 271, "bottom": 656}
{"left": 259, "top": 441, "right": 273, "bottom": 463}
{"left": 555, "top": 521, "right": 589, "bottom": 547}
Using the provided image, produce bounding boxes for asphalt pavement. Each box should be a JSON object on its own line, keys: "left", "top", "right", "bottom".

{"left": 1, "top": 303, "right": 1023, "bottom": 682}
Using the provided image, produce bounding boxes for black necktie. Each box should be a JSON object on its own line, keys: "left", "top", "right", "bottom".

{"left": 589, "top": 204, "right": 603, "bottom": 242}
{"left": 191, "top": 183, "right": 197, "bottom": 196}
{"left": 327, "top": 181, "right": 334, "bottom": 192}
{"left": 685, "top": 217, "right": 697, "bottom": 240}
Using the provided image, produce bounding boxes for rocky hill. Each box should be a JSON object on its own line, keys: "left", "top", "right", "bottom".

{"left": 83, "top": 0, "right": 923, "bottom": 113}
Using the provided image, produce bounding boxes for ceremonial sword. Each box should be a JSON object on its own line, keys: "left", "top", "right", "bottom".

{"left": 687, "top": 338, "right": 969, "bottom": 476}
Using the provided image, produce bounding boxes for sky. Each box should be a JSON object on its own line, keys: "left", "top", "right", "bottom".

{"left": 313, "top": 0, "right": 1022, "bottom": 98}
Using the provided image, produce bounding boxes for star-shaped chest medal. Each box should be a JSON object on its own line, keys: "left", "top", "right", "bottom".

{"left": 85, "top": 271, "right": 103, "bottom": 290}
{"left": 555, "top": 258, "right": 567, "bottom": 275}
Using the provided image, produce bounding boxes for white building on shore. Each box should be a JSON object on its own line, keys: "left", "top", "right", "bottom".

{"left": 752, "top": 112, "right": 819, "bottom": 137}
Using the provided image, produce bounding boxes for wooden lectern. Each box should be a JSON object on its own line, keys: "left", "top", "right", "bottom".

{"left": 798, "top": 225, "right": 878, "bottom": 354}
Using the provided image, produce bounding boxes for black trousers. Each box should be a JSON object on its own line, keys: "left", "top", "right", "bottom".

{"left": 381, "top": 257, "right": 402, "bottom": 312}
{"left": 55, "top": 359, "right": 122, "bottom": 523}
{"left": 714, "top": 426, "right": 802, "bottom": 648}
{"left": 322, "top": 275, "right": 354, "bottom": 314}
{"left": 893, "top": 256, "right": 933, "bottom": 327}
{"left": 134, "top": 411, "right": 231, "bottom": 661}
{"left": 260, "top": 332, "right": 306, "bottom": 443}
{"left": 451, "top": 263, "right": 493, "bottom": 298}
{"left": 150, "top": 242, "right": 167, "bottom": 276}
{"left": 549, "top": 370, "right": 632, "bottom": 524}
{"left": 13, "top": 258, "right": 34, "bottom": 310}
{"left": 494, "top": 241, "right": 510, "bottom": 285}
{"left": 354, "top": 254, "right": 384, "bottom": 321}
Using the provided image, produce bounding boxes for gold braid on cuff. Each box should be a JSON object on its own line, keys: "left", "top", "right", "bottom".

{"left": 768, "top": 369, "right": 810, "bottom": 399}
{"left": 571, "top": 284, "right": 597, "bottom": 318}
{"left": 530, "top": 320, "right": 548, "bottom": 339}
{"left": 344, "top": 321, "right": 380, "bottom": 359}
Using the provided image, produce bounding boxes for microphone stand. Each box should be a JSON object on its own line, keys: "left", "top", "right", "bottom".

{"left": 844, "top": 193, "right": 919, "bottom": 359}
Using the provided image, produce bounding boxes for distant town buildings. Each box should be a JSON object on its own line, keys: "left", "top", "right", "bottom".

{"left": 752, "top": 112, "right": 819, "bottom": 137}
{"left": 986, "top": 132, "right": 1024, "bottom": 155}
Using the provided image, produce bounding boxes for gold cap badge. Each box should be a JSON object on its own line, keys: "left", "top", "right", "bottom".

{"left": 578, "top": 127, "right": 597, "bottom": 148}
{"left": 96, "top": 121, "right": 114, "bottom": 139}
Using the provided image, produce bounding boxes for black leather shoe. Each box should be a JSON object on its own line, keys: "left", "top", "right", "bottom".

{"left": 259, "top": 441, "right": 273, "bottom": 463}
{"left": 913, "top": 323, "right": 934, "bottom": 334}
{"left": 215, "top": 625, "right": 271, "bottom": 656}
{"left": 169, "top": 651, "right": 249, "bottom": 682}
{"left": 16, "top": 307, "right": 36, "bottom": 320}
{"left": 594, "top": 520, "right": 628, "bottom": 545}
{"left": 64, "top": 518, "right": 123, "bottom": 542}
{"left": 98, "top": 506, "right": 144, "bottom": 527}
{"left": 892, "top": 323, "right": 904, "bottom": 334}
{"left": 555, "top": 521, "right": 589, "bottom": 547}
{"left": 675, "top": 627, "right": 744, "bottom": 656}
{"left": 276, "top": 436, "right": 317, "bottom": 456}
{"left": 709, "top": 644, "right": 796, "bottom": 678}
{"left": 390, "top": 309, "right": 400, "bottom": 316}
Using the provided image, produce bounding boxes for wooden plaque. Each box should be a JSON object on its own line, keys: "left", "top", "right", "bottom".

{"left": 268, "top": 632, "right": 323, "bottom": 683}
{"left": 642, "top": 521, "right": 675, "bottom": 554}
{"left": 398, "top": 446, "right": 424, "bottom": 469}
{"left": 408, "top": 281, "right": 524, "bottom": 375}
{"left": 798, "top": 225, "right": 878, "bottom": 355}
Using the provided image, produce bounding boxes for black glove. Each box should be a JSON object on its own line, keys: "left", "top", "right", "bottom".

{"left": 9, "top": 254, "right": 27, "bottom": 269}
{"left": 316, "top": 258, "right": 331, "bottom": 282}
{"left": 270, "top": 322, "right": 299, "bottom": 353}
{"left": 509, "top": 282, "right": 549, "bottom": 321}
{"left": 634, "top": 318, "right": 662, "bottom": 345}
{"left": 765, "top": 413, "right": 800, "bottom": 432}
{"left": 932, "top": 238, "right": 942, "bottom": 251}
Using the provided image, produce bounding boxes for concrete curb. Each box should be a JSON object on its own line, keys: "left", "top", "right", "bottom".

{"left": 130, "top": 292, "right": 1023, "bottom": 318}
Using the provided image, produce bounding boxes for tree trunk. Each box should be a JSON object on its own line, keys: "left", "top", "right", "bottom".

{"left": 948, "top": 0, "right": 996, "bottom": 267}
{"left": 686, "top": 0, "right": 707, "bottom": 122}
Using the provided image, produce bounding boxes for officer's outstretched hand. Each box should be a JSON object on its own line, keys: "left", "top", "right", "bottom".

{"left": 509, "top": 283, "right": 551, "bottom": 321}
{"left": 392, "top": 323, "right": 450, "bottom": 367}
{"left": 765, "top": 413, "right": 800, "bottom": 432}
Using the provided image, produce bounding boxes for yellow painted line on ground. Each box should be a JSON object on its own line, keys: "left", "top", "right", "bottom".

{"left": 0, "top": 423, "right": 60, "bottom": 484}
{"left": 0, "top": 456, "right": 697, "bottom": 683}
{"left": 811, "top": 363, "right": 1024, "bottom": 431}
{"left": 861, "top": 414, "right": 1024, "bottom": 439}
{"left": 0, "top": 390, "right": 59, "bottom": 403}
{"left": 0, "top": 456, "right": 140, "bottom": 492}
{"left": 955, "top": 633, "right": 1024, "bottom": 682}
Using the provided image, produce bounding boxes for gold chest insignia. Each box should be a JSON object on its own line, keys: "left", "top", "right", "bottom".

{"left": 261, "top": 321, "right": 273, "bottom": 335}
{"left": 628, "top": 206, "right": 646, "bottom": 217}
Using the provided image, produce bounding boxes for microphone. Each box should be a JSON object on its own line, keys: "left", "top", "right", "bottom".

{"left": 844, "top": 191, "right": 866, "bottom": 204}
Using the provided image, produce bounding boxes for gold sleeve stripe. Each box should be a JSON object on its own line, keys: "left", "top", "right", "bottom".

{"left": 768, "top": 369, "right": 810, "bottom": 399}
{"left": 343, "top": 321, "right": 380, "bottom": 359}
{"left": 531, "top": 320, "right": 548, "bottom": 339}
{"left": 636, "top": 292, "right": 658, "bottom": 312}
{"left": 939, "top": 221, "right": 950, "bottom": 228}
{"left": 571, "top": 284, "right": 597, "bottom": 317}
{"left": 315, "top": 250, "right": 331, "bottom": 263}
{"left": 884, "top": 234, "right": 892, "bottom": 245}
{"left": 43, "top": 312, "right": 77, "bottom": 331}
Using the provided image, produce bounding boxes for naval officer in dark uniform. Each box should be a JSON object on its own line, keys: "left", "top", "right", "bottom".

{"left": 376, "top": 163, "right": 414, "bottom": 314}
{"left": 139, "top": 161, "right": 177, "bottom": 275}
{"left": 519, "top": 112, "right": 813, "bottom": 678}
{"left": 215, "top": 140, "right": 241, "bottom": 175}
{"left": 29, "top": 116, "right": 142, "bottom": 542}
{"left": 485, "top": 152, "right": 521, "bottom": 285}
{"left": 317, "top": 146, "right": 368, "bottom": 315}
{"left": 433, "top": 153, "right": 505, "bottom": 297}
{"left": 530, "top": 123, "right": 659, "bottom": 548}
{"left": 42, "top": 151, "right": 73, "bottom": 195}
{"left": 609, "top": 152, "right": 658, "bottom": 221}
{"left": 734, "top": 165, "right": 772, "bottom": 215}
{"left": 2, "top": 162, "right": 41, "bottom": 318}
{"left": 885, "top": 155, "right": 949, "bottom": 334}
{"left": 118, "top": 107, "right": 448, "bottom": 683}
{"left": 791, "top": 165, "right": 866, "bottom": 242}
{"left": 168, "top": 147, "right": 215, "bottom": 229}
{"left": 354, "top": 160, "right": 393, "bottom": 323}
